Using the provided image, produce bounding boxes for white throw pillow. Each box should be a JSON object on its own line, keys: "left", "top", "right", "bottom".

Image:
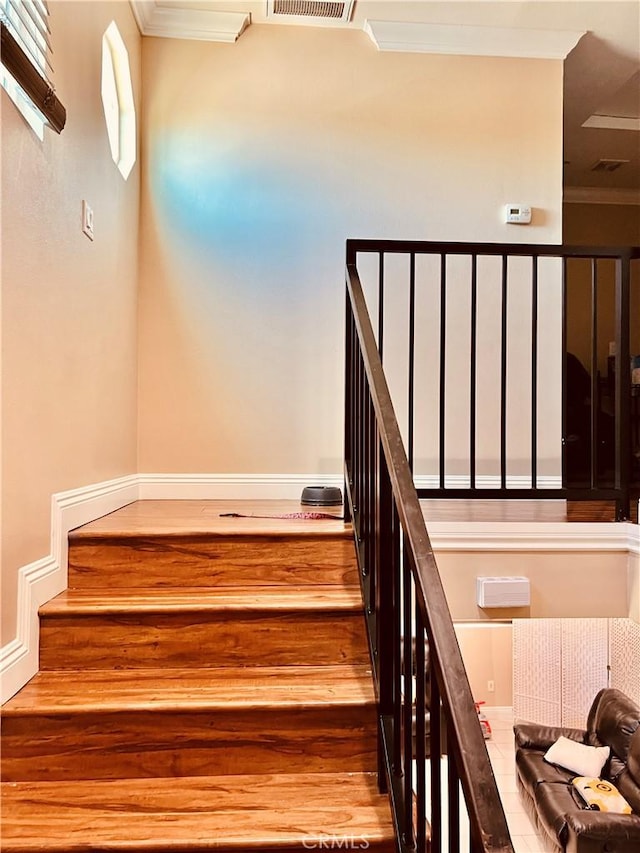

{"left": 544, "top": 736, "right": 610, "bottom": 778}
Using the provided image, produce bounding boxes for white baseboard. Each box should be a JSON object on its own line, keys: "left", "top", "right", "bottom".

{"left": 0, "top": 475, "right": 138, "bottom": 703}
{"left": 137, "top": 473, "right": 343, "bottom": 500}
{"left": 414, "top": 474, "right": 562, "bottom": 490}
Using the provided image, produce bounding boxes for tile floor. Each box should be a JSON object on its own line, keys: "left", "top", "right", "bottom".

{"left": 417, "top": 706, "right": 556, "bottom": 852}
{"left": 485, "top": 707, "right": 556, "bottom": 853}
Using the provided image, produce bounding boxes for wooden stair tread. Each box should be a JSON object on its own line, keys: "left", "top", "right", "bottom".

{"left": 1, "top": 771, "right": 395, "bottom": 852}
{"left": 3, "top": 665, "right": 375, "bottom": 714}
{"left": 41, "top": 585, "right": 363, "bottom": 615}
{"left": 70, "top": 499, "right": 350, "bottom": 538}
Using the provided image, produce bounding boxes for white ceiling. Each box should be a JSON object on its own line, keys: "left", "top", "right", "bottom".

{"left": 131, "top": 1, "right": 640, "bottom": 202}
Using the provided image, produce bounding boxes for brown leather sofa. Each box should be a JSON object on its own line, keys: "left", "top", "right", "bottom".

{"left": 514, "top": 688, "right": 640, "bottom": 852}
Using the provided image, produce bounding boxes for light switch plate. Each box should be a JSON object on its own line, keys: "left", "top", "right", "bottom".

{"left": 82, "top": 200, "right": 94, "bottom": 240}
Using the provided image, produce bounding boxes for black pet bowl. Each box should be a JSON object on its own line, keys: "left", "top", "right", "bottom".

{"left": 300, "top": 485, "right": 343, "bottom": 507}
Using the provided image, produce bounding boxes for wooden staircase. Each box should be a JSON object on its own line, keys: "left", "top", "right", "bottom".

{"left": 1, "top": 500, "right": 395, "bottom": 852}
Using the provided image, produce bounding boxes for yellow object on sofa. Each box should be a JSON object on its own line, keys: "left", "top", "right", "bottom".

{"left": 572, "top": 777, "right": 632, "bottom": 814}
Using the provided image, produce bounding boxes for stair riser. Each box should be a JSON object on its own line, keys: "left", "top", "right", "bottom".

{"left": 39, "top": 611, "right": 370, "bottom": 669}
{"left": 68, "top": 535, "right": 358, "bottom": 589}
{"left": 1, "top": 705, "right": 377, "bottom": 782}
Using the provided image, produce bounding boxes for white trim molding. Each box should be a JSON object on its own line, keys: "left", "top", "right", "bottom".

{"left": 363, "top": 20, "right": 585, "bottom": 59}
{"left": 0, "top": 476, "right": 138, "bottom": 703}
{"left": 427, "top": 520, "right": 638, "bottom": 553}
{"left": 631, "top": 520, "right": 640, "bottom": 557}
{"left": 137, "top": 472, "right": 344, "bottom": 500}
{"left": 414, "top": 474, "right": 562, "bottom": 491}
{"left": 130, "top": 1, "right": 250, "bottom": 42}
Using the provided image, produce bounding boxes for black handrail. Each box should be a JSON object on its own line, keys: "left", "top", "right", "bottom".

{"left": 345, "top": 257, "right": 514, "bottom": 853}
{"left": 348, "top": 239, "right": 639, "bottom": 520}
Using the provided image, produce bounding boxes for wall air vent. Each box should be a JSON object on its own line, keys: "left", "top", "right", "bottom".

{"left": 591, "top": 158, "right": 630, "bottom": 173}
{"left": 477, "top": 576, "right": 530, "bottom": 608}
{"left": 268, "top": 0, "right": 354, "bottom": 23}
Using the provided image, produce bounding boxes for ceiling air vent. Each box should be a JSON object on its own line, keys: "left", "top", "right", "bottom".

{"left": 591, "top": 158, "right": 630, "bottom": 173}
{"left": 269, "top": 0, "right": 354, "bottom": 23}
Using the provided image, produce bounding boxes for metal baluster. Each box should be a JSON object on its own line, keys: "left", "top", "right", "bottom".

{"left": 415, "top": 607, "right": 427, "bottom": 853}
{"left": 392, "top": 498, "right": 402, "bottom": 779}
{"left": 409, "top": 252, "right": 416, "bottom": 472}
{"left": 500, "top": 255, "right": 508, "bottom": 489}
{"left": 590, "top": 259, "right": 599, "bottom": 489}
{"left": 470, "top": 254, "right": 478, "bottom": 490}
{"left": 379, "top": 251, "right": 385, "bottom": 359}
{"left": 402, "top": 549, "right": 414, "bottom": 846}
{"left": 531, "top": 255, "right": 538, "bottom": 489}
{"left": 430, "top": 672, "right": 442, "bottom": 853}
{"left": 562, "top": 257, "right": 568, "bottom": 488}
{"left": 440, "top": 254, "right": 447, "bottom": 489}
{"left": 448, "top": 741, "right": 460, "bottom": 853}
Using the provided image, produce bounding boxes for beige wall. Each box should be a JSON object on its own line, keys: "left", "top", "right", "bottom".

{"left": 138, "top": 25, "right": 564, "bottom": 476}
{"left": 455, "top": 622, "right": 513, "bottom": 707}
{"left": 435, "top": 549, "right": 630, "bottom": 622}
{"left": 0, "top": 1, "right": 141, "bottom": 644}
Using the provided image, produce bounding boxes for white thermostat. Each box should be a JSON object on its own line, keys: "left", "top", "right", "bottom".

{"left": 504, "top": 204, "right": 532, "bottom": 224}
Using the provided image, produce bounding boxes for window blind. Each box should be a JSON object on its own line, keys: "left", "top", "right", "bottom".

{"left": 0, "top": 0, "right": 66, "bottom": 133}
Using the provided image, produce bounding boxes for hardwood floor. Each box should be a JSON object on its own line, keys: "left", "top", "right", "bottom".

{"left": 0, "top": 500, "right": 395, "bottom": 852}
{"left": 420, "top": 498, "right": 639, "bottom": 523}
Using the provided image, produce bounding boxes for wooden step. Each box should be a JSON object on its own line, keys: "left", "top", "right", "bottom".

{"left": 68, "top": 533, "right": 358, "bottom": 589}
{"left": 0, "top": 771, "right": 396, "bottom": 853}
{"left": 68, "top": 500, "right": 356, "bottom": 589}
{"left": 38, "top": 587, "right": 369, "bottom": 669}
{"left": 1, "top": 666, "right": 378, "bottom": 781}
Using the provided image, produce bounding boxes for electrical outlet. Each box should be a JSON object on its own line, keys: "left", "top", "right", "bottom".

{"left": 82, "top": 200, "right": 94, "bottom": 241}
{"left": 487, "top": 680, "right": 495, "bottom": 693}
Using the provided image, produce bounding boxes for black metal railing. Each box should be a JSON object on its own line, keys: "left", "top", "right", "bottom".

{"left": 345, "top": 253, "right": 514, "bottom": 853}
{"left": 348, "top": 240, "right": 639, "bottom": 520}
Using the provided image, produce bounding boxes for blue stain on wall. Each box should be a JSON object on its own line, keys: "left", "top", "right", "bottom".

{"left": 150, "top": 131, "right": 341, "bottom": 279}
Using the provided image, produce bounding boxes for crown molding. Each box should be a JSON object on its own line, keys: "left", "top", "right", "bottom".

{"left": 130, "top": 1, "right": 250, "bottom": 43}
{"left": 564, "top": 186, "right": 640, "bottom": 206}
{"left": 363, "top": 20, "right": 585, "bottom": 60}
